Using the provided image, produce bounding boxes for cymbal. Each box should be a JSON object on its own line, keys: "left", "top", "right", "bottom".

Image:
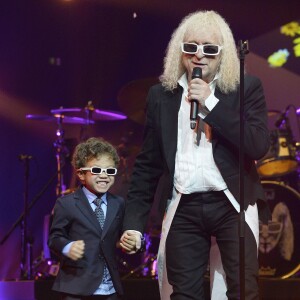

{"left": 267, "top": 109, "right": 281, "bottom": 117}
{"left": 61, "top": 187, "right": 76, "bottom": 195}
{"left": 117, "top": 77, "right": 159, "bottom": 125}
{"left": 50, "top": 107, "right": 127, "bottom": 121}
{"left": 26, "top": 114, "right": 94, "bottom": 124}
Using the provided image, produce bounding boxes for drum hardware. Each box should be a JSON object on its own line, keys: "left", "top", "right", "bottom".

{"left": 267, "top": 109, "right": 281, "bottom": 117}
{"left": 119, "top": 232, "right": 159, "bottom": 280}
{"left": 60, "top": 187, "right": 76, "bottom": 195}
{"left": 26, "top": 100, "right": 127, "bottom": 196}
{"left": 121, "top": 254, "right": 158, "bottom": 280}
{"left": 257, "top": 104, "right": 300, "bottom": 178}
{"left": 274, "top": 105, "right": 290, "bottom": 129}
{"left": 32, "top": 256, "right": 60, "bottom": 279}
{"left": 259, "top": 181, "right": 300, "bottom": 279}
{"left": 53, "top": 115, "right": 69, "bottom": 196}
{"left": 19, "top": 155, "right": 33, "bottom": 280}
{"left": 51, "top": 101, "right": 127, "bottom": 142}
{"left": 140, "top": 233, "right": 159, "bottom": 278}
{"left": 140, "top": 254, "right": 158, "bottom": 278}
{"left": 0, "top": 157, "right": 58, "bottom": 280}
{"left": 256, "top": 129, "right": 298, "bottom": 178}
{"left": 26, "top": 112, "right": 90, "bottom": 196}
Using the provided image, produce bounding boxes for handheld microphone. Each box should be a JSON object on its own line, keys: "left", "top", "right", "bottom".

{"left": 190, "top": 67, "right": 202, "bottom": 129}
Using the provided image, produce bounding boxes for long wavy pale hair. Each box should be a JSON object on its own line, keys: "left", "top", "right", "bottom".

{"left": 160, "top": 10, "right": 240, "bottom": 93}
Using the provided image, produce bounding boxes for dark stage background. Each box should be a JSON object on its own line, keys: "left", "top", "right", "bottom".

{"left": 0, "top": 0, "right": 300, "bottom": 284}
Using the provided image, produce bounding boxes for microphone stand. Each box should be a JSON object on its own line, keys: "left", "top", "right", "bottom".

{"left": 238, "top": 40, "right": 249, "bottom": 300}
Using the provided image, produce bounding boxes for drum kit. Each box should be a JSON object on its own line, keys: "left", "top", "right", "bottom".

{"left": 24, "top": 95, "right": 300, "bottom": 280}
{"left": 256, "top": 105, "right": 300, "bottom": 279}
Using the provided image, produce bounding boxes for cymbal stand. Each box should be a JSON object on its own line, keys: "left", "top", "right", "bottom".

{"left": 84, "top": 101, "right": 95, "bottom": 125}
{"left": 79, "top": 101, "right": 95, "bottom": 141}
{"left": 0, "top": 160, "right": 58, "bottom": 281}
{"left": 19, "top": 154, "right": 33, "bottom": 279}
{"left": 53, "top": 115, "right": 69, "bottom": 197}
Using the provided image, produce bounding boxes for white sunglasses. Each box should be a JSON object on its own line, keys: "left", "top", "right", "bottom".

{"left": 181, "top": 43, "right": 223, "bottom": 56}
{"left": 79, "top": 166, "right": 118, "bottom": 176}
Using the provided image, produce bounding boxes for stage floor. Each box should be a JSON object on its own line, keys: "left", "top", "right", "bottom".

{"left": 1, "top": 277, "right": 300, "bottom": 300}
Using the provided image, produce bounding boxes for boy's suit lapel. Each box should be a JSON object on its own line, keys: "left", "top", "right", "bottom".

{"left": 74, "top": 188, "right": 102, "bottom": 236}
{"left": 101, "top": 193, "right": 119, "bottom": 238}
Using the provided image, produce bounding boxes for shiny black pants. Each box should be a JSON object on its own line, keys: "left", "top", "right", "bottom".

{"left": 165, "top": 191, "right": 259, "bottom": 300}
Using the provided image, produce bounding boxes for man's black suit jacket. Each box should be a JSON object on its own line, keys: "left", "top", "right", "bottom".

{"left": 123, "top": 74, "right": 271, "bottom": 234}
{"left": 48, "top": 188, "right": 124, "bottom": 296}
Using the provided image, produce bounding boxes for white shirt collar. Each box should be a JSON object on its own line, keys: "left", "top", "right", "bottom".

{"left": 178, "top": 72, "right": 219, "bottom": 93}
{"left": 82, "top": 186, "right": 107, "bottom": 205}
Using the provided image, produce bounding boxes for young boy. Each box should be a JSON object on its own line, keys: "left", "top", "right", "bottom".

{"left": 48, "top": 137, "right": 137, "bottom": 300}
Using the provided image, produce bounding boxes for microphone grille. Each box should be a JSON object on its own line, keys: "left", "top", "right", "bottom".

{"left": 192, "top": 67, "right": 202, "bottom": 79}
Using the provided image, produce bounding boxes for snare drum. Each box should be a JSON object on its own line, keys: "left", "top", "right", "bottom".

{"left": 257, "top": 130, "right": 298, "bottom": 178}
{"left": 259, "top": 181, "right": 300, "bottom": 278}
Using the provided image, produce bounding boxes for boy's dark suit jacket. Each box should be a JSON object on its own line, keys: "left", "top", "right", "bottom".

{"left": 48, "top": 188, "right": 124, "bottom": 296}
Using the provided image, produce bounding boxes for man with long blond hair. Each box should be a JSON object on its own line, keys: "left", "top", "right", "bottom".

{"left": 120, "top": 10, "right": 270, "bottom": 300}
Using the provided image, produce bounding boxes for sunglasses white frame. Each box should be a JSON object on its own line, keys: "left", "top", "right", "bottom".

{"left": 79, "top": 166, "right": 118, "bottom": 176}
{"left": 181, "top": 42, "right": 223, "bottom": 56}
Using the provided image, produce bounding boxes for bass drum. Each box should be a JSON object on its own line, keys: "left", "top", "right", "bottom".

{"left": 259, "top": 181, "right": 300, "bottom": 278}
